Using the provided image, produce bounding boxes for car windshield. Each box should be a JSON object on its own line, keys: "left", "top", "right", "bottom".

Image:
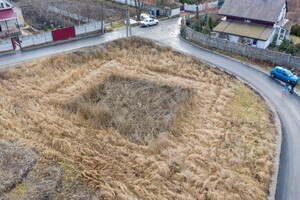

{"left": 286, "top": 70, "right": 293, "bottom": 77}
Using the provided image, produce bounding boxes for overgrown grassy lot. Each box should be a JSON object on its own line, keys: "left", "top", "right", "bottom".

{"left": 1, "top": 37, "right": 276, "bottom": 199}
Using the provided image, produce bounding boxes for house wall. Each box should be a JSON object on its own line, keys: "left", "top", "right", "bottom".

{"left": 228, "top": 35, "right": 239, "bottom": 43}
{"left": 13, "top": 6, "right": 24, "bottom": 26}
{"left": 256, "top": 40, "right": 268, "bottom": 49}
{"left": 0, "top": 19, "right": 17, "bottom": 32}
{"left": 182, "top": 25, "right": 300, "bottom": 68}
{"left": 276, "top": 4, "right": 286, "bottom": 24}
{"left": 226, "top": 16, "right": 274, "bottom": 26}
{"left": 227, "top": 34, "right": 269, "bottom": 49}
{"left": 0, "top": 0, "right": 12, "bottom": 10}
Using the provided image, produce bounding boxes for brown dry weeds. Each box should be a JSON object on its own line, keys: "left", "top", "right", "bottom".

{"left": 0, "top": 37, "right": 276, "bottom": 199}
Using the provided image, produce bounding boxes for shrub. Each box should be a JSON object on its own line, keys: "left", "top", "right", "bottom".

{"left": 278, "top": 40, "right": 293, "bottom": 52}
{"left": 208, "top": 17, "right": 213, "bottom": 30}
{"left": 291, "top": 24, "right": 300, "bottom": 37}
{"left": 179, "top": 0, "right": 198, "bottom": 5}
{"left": 286, "top": 43, "right": 300, "bottom": 56}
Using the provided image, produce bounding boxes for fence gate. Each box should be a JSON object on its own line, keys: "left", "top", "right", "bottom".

{"left": 52, "top": 26, "right": 75, "bottom": 42}
{"left": 11, "top": 38, "right": 16, "bottom": 50}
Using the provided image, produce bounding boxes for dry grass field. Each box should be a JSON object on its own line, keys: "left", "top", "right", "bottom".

{"left": 0, "top": 37, "right": 276, "bottom": 199}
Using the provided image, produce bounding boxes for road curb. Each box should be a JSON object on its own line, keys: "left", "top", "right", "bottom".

{"left": 178, "top": 36, "right": 282, "bottom": 200}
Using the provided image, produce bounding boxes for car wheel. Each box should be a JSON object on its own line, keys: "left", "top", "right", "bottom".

{"left": 147, "top": 24, "right": 149, "bottom": 27}
{"left": 270, "top": 73, "right": 275, "bottom": 78}
{"left": 288, "top": 80, "right": 292, "bottom": 85}
{"left": 156, "top": 22, "right": 158, "bottom": 25}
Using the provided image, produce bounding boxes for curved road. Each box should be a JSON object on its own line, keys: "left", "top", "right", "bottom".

{"left": 1, "top": 18, "right": 300, "bottom": 200}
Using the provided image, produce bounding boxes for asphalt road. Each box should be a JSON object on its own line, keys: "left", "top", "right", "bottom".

{"left": 0, "top": 18, "right": 300, "bottom": 200}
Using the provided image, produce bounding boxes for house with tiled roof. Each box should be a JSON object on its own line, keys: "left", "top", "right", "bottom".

{"left": 214, "top": 0, "right": 293, "bottom": 49}
{"left": 0, "top": 0, "right": 23, "bottom": 38}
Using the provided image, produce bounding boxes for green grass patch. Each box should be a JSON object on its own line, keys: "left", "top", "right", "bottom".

{"left": 225, "top": 84, "right": 268, "bottom": 123}
{"left": 290, "top": 35, "right": 300, "bottom": 44}
{"left": 59, "top": 162, "right": 77, "bottom": 180}
{"left": 106, "top": 20, "right": 125, "bottom": 30}
{"left": 10, "top": 181, "right": 29, "bottom": 199}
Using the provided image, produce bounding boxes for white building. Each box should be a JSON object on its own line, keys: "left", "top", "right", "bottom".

{"left": 214, "top": 0, "right": 293, "bottom": 49}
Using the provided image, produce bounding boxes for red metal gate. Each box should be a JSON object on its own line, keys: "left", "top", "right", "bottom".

{"left": 11, "top": 38, "right": 16, "bottom": 50}
{"left": 52, "top": 26, "right": 75, "bottom": 42}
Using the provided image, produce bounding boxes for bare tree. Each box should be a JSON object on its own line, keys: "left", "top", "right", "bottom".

{"left": 134, "top": 0, "right": 143, "bottom": 21}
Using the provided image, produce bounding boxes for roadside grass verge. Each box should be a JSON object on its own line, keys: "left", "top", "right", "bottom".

{"left": 106, "top": 20, "right": 124, "bottom": 30}
{"left": 0, "top": 37, "right": 276, "bottom": 199}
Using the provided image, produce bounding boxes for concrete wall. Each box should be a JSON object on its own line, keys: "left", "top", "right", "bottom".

{"left": 75, "top": 21, "right": 105, "bottom": 36}
{"left": 0, "top": 39, "right": 14, "bottom": 52}
{"left": 112, "top": 0, "right": 136, "bottom": 6}
{"left": 170, "top": 8, "right": 180, "bottom": 17}
{"left": 0, "top": 21, "right": 106, "bottom": 52}
{"left": 20, "top": 32, "right": 53, "bottom": 48}
{"left": 182, "top": 25, "right": 300, "bottom": 68}
{"left": 184, "top": 1, "right": 218, "bottom": 12}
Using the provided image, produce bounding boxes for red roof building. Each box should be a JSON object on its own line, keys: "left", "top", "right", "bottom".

{"left": 0, "top": 1, "right": 20, "bottom": 38}
{"left": 0, "top": 8, "right": 17, "bottom": 21}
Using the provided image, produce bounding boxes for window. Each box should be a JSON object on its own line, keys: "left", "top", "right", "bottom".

{"left": 0, "top": 25, "right": 2, "bottom": 32}
{"left": 0, "top": 3, "right": 4, "bottom": 9}
{"left": 282, "top": 72, "right": 287, "bottom": 76}
{"left": 279, "top": 29, "right": 286, "bottom": 40}
{"left": 286, "top": 70, "right": 293, "bottom": 77}
{"left": 5, "top": 3, "right": 11, "bottom": 8}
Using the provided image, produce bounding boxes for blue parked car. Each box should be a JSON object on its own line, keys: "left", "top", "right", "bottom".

{"left": 270, "top": 66, "right": 299, "bottom": 86}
